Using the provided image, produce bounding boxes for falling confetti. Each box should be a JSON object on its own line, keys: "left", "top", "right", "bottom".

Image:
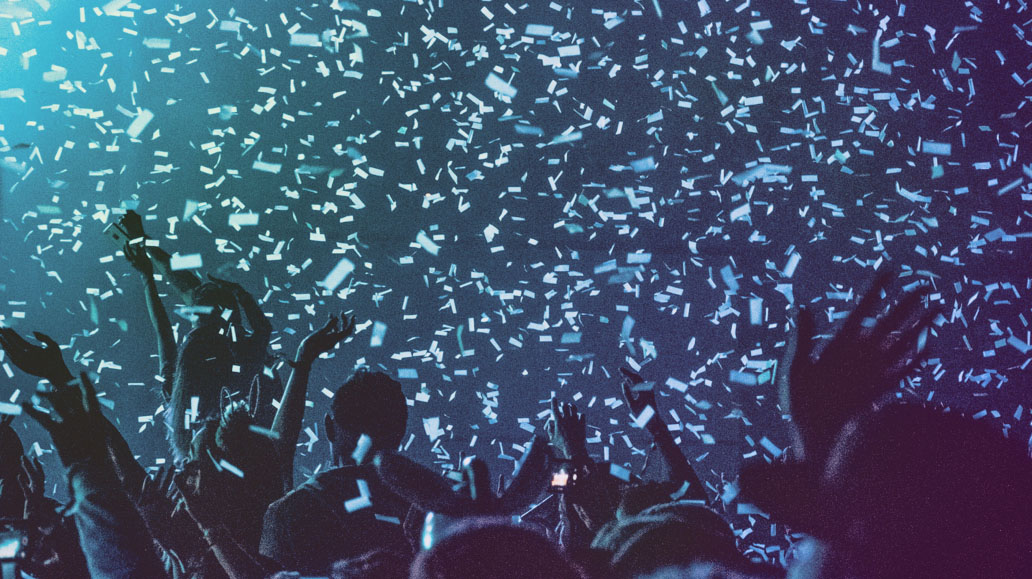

{"left": 0, "top": 1, "right": 1028, "bottom": 556}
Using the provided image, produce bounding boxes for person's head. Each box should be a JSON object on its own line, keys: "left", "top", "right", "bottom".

{"left": 615, "top": 481, "right": 686, "bottom": 519}
{"left": 188, "top": 282, "right": 237, "bottom": 327}
{"left": 326, "top": 369, "right": 407, "bottom": 464}
{"left": 411, "top": 518, "right": 583, "bottom": 579}
{"left": 593, "top": 511, "right": 743, "bottom": 578}
{"left": 799, "top": 403, "right": 1032, "bottom": 579}
{"left": 184, "top": 397, "right": 281, "bottom": 547}
{"left": 331, "top": 549, "right": 411, "bottom": 579}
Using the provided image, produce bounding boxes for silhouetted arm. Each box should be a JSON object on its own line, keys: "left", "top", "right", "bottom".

{"left": 272, "top": 314, "right": 354, "bottom": 485}
{"left": 621, "top": 368, "right": 707, "bottom": 503}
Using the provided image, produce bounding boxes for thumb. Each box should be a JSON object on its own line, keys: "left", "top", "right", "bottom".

{"left": 33, "top": 332, "right": 58, "bottom": 350}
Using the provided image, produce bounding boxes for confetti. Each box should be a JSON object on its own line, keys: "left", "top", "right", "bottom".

{"left": 0, "top": 1, "right": 1027, "bottom": 559}
{"left": 318, "top": 257, "right": 355, "bottom": 293}
{"left": 169, "top": 253, "right": 203, "bottom": 271}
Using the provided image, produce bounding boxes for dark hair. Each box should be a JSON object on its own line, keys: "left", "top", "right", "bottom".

{"left": 411, "top": 518, "right": 582, "bottom": 579}
{"left": 190, "top": 281, "right": 236, "bottom": 311}
{"left": 332, "top": 549, "right": 410, "bottom": 579}
{"left": 331, "top": 369, "right": 407, "bottom": 450}
{"left": 601, "top": 515, "right": 743, "bottom": 578}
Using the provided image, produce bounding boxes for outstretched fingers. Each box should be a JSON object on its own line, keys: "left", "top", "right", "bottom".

{"left": 77, "top": 372, "right": 99, "bottom": 416}
{"left": 870, "top": 285, "right": 929, "bottom": 345}
{"left": 341, "top": 314, "right": 357, "bottom": 338}
{"left": 838, "top": 271, "right": 893, "bottom": 343}
{"left": 32, "top": 332, "right": 59, "bottom": 350}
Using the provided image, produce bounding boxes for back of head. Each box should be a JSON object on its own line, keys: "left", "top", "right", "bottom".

{"left": 819, "top": 403, "right": 1032, "bottom": 578}
{"left": 331, "top": 549, "right": 410, "bottom": 579}
{"left": 190, "top": 281, "right": 237, "bottom": 313}
{"left": 595, "top": 513, "right": 743, "bottom": 578}
{"left": 331, "top": 369, "right": 407, "bottom": 451}
{"left": 411, "top": 518, "right": 582, "bottom": 579}
{"left": 616, "top": 481, "right": 683, "bottom": 519}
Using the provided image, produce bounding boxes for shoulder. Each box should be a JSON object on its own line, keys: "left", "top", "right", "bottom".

{"left": 269, "top": 468, "right": 351, "bottom": 511}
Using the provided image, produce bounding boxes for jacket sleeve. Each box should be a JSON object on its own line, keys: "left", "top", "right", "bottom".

{"left": 67, "top": 460, "right": 166, "bottom": 579}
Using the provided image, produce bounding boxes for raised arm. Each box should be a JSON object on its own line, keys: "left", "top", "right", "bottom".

{"left": 0, "top": 327, "right": 148, "bottom": 492}
{"left": 272, "top": 313, "right": 354, "bottom": 484}
{"left": 208, "top": 274, "right": 272, "bottom": 342}
{"left": 0, "top": 328, "right": 74, "bottom": 385}
{"left": 117, "top": 210, "right": 201, "bottom": 303}
{"left": 780, "top": 271, "right": 934, "bottom": 464}
{"left": 621, "top": 368, "right": 708, "bottom": 503}
{"left": 124, "top": 241, "right": 177, "bottom": 400}
{"left": 22, "top": 373, "right": 165, "bottom": 579}
{"left": 737, "top": 272, "right": 936, "bottom": 520}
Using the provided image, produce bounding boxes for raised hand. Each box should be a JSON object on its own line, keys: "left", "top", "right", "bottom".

{"left": 0, "top": 328, "right": 73, "bottom": 384}
{"left": 547, "top": 398, "right": 587, "bottom": 461}
{"left": 17, "top": 455, "right": 47, "bottom": 521}
{"left": 619, "top": 366, "right": 708, "bottom": 501}
{"left": 21, "top": 372, "right": 108, "bottom": 466}
{"left": 780, "top": 271, "right": 937, "bottom": 462}
{"left": 123, "top": 241, "right": 153, "bottom": 277}
{"left": 119, "top": 209, "right": 147, "bottom": 240}
{"left": 295, "top": 313, "right": 356, "bottom": 366}
{"left": 206, "top": 274, "right": 272, "bottom": 338}
{"left": 620, "top": 367, "right": 657, "bottom": 419}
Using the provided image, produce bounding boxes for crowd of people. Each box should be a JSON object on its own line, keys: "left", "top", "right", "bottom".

{"left": 1, "top": 211, "right": 1030, "bottom": 579}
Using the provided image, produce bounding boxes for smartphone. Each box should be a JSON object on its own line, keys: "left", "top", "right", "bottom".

{"left": 549, "top": 460, "right": 576, "bottom": 493}
{"left": 102, "top": 219, "right": 132, "bottom": 248}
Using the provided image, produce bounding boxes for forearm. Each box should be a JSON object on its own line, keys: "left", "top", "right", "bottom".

{"left": 647, "top": 423, "right": 708, "bottom": 502}
{"left": 102, "top": 416, "right": 147, "bottom": 494}
{"left": 67, "top": 460, "right": 165, "bottom": 579}
{"left": 236, "top": 294, "right": 272, "bottom": 340}
{"left": 271, "top": 360, "right": 312, "bottom": 474}
{"left": 141, "top": 275, "right": 177, "bottom": 379}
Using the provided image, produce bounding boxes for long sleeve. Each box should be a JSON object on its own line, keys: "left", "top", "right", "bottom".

{"left": 67, "top": 460, "right": 165, "bottom": 579}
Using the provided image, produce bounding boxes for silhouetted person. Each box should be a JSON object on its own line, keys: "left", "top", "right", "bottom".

{"left": 260, "top": 369, "right": 410, "bottom": 575}
{"left": 410, "top": 518, "right": 585, "bottom": 579}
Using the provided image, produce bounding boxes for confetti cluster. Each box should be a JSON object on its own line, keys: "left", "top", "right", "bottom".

{"left": 1, "top": 0, "right": 1030, "bottom": 558}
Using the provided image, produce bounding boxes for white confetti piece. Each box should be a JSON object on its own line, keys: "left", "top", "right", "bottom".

{"left": 126, "top": 109, "right": 154, "bottom": 139}
{"left": 169, "top": 253, "right": 203, "bottom": 271}
{"left": 485, "top": 72, "right": 517, "bottom": 98}
{"left": 370, "top": 321, "right": 387, "bottom": 347}
{"left": 318, "top": 257, "right": 355, "bottom": 292}
{"left": 415, "top": 231, "right": 441, "bottom": 256}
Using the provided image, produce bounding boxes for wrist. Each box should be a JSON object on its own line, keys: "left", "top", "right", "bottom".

{"left": 46, "top": 369, "right": 75, "bottom": 386}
